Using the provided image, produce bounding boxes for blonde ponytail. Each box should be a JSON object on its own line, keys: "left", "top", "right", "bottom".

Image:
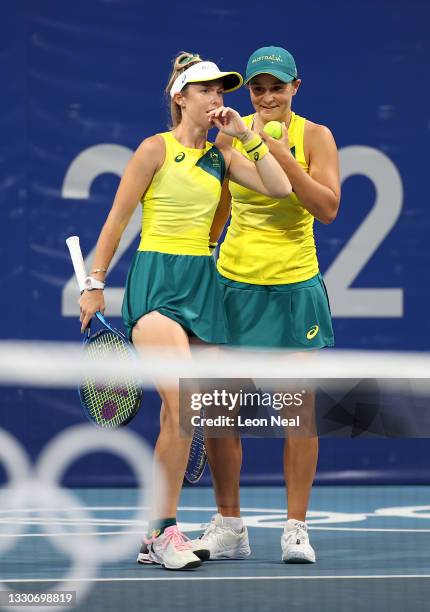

{"left": 165, "top": 51, "right": 203, "bottom": 128}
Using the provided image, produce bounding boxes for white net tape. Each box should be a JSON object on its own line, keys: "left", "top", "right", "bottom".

{"left": 0, "top": 343, "right": 429, "bottom": 390}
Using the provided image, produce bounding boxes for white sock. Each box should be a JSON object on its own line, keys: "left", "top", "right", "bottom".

{"left": 221, "top": 516, "right": 244, "bottom": 530}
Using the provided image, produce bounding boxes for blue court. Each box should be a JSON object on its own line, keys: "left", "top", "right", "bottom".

{"left": 2, "top": 486, "right": 430, "bottom": 611}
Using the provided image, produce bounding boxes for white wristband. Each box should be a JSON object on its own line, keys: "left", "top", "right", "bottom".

{"left": 84, "top": 276, "right": 105, "bottom": 291}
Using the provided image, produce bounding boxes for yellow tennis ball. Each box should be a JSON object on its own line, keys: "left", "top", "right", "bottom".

{"left": 263, "top": 121, "right": 283, "bottom": 140}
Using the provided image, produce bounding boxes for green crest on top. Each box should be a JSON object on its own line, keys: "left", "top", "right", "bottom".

{"left": 196, "top": 146, "right": 225, "bottom": 184}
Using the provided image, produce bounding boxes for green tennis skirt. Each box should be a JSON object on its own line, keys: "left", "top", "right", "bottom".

{"left": 217, "top": 272, "right": 334, "bottom": 349}
{"left": 122, "top": 251, "right": 229, "bottom": 344}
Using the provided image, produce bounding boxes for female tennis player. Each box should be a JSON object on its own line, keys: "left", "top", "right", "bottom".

{"left": 78, "top": 51, "right": 292, "bottom": 570}
{"left": 197, "top": 46, "right": 340, "bottom": 564}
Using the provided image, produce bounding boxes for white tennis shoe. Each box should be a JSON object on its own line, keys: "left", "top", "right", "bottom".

{"left": 193, "top": 513, "right": 251, "bottom": 559}
{"left": 137, "top": 533, "right": 210, "bottom": 564}
{"left": 144, "top": 525, "right": 202, "bottom": 570}
{"left": 281, "top": 519, "right": 316, "bottom": 563}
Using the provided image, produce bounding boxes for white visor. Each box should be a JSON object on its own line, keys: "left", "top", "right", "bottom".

{"left": 170, "top": 61, "right": 243, "bottom": 98}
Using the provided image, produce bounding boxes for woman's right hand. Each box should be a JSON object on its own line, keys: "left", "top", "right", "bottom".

{"left": 79, "top": 290, "right": 105, "bottom": 333}
{"left": 207, "top": 107, "right": 248, "bottom": 139}
{"left": 260, "top": 122, "right": 291, "bottom": 157}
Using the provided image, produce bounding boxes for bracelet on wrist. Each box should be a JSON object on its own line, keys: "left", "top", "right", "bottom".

{"left": 238, "top": 129, "right": 252, "bottom": 144}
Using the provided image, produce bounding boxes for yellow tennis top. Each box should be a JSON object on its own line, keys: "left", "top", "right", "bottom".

{"left": 217, "top": 112, "right": 319, "bottom": 284}
{"left": 138, "top": 131, "right": 225, "bottom": 256}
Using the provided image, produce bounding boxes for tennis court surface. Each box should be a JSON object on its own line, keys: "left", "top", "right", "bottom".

{"left": 2, "top": 485, "right": 429, "bottom": 611}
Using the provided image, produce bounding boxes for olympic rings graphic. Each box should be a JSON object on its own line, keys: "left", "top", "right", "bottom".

{"left": 0, "top": 429, "right": 32, "bottom": 553}
{"left": 1, "top": 482, "right": 98, "bottom": 612}
{"left": 0, "top": 425, "right": 163, "bottom": 612}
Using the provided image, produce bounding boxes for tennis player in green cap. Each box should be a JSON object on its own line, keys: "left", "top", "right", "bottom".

{"left": 196, "top": 46, "right": 340, "bottom": 564}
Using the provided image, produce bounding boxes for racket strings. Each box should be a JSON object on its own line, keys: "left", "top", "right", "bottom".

{"left": 81, "top": 330, "right": 141, "bottom": 427}
{"left": 185, "top": 427, "right": 207, "bottom": 482}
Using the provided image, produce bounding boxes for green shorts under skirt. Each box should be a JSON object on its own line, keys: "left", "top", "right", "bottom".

{"left": 122, "top": 251, "right": 229, "bottom": 344}
{"left": 217, "top": 272, "right": 334, "bottom": 349}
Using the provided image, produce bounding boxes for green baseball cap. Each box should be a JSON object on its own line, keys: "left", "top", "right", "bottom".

{"left": 245, "top": 46, "right": 298, "bottom": 84}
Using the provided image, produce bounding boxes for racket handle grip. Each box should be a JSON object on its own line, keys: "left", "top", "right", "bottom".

{"left": 66, "top": 236, "right": 88, "bottom": 293}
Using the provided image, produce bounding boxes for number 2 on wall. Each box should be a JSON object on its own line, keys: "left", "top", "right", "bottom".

{"left": 324, "top": 146, "right": 403, "bottom": 317}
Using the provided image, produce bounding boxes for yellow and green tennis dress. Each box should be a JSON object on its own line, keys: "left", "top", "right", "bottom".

{"left": 217, "top": 112, "right": 334, "bottom": 349}
{"left": 122, "top": 131, "right": 228, "bottom": 343}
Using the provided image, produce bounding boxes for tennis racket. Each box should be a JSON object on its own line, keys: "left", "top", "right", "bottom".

{"left": 184, "top": 415, "right": 207, "bottom": 484}
{"left": 66, "top": 235, "right": 143, "bottom": 428}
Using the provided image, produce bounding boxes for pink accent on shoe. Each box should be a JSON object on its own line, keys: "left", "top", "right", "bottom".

{"left": 161, "top": 526, "right": 193, "bottom": 551}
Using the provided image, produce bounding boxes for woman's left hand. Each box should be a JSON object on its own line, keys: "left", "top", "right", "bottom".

{"left": 207, "top": 107, "right": 247, "bottom": 139}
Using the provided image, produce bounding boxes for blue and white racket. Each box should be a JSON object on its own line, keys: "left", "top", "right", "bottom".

{"left": 184, "top": 422, "right": 207, "bottom": 484}
{"left": 66, "top": 236, "right": 143, "bottom": 428}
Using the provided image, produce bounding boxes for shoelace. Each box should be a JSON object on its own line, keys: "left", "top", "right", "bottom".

{"left": 199, "top": 517, "right": 218, "bottom": 540}
{"left": 286, "top": 525, "right": 307, "bottom": 545}
{"left": 144, "top": 525, "right": 193, "bottom": 551}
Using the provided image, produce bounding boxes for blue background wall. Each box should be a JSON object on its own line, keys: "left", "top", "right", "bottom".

{"left": 1, "top": 0, "right": 429, "bottom": 485}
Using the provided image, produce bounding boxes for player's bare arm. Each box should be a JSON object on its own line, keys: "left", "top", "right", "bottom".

{"left": 263, "top": 121, "right": 340, "bottom": 224}
{"left": 209, "top": 108, "right": 292, "bottom": 198}
{"left": 209, "top": 132, "right": 234, "bottom": 243}
{"left": 210, "top": 178, "right": 232, "bottom": 244}
{"left": 79, "top": 135, "right": 164, "bottom": 330}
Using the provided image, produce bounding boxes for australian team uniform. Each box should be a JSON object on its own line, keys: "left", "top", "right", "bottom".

{"left": 217, "top": 112, "right": 334, "bottom": 349}
{"left": 122, "top": 132, "right": 228, "bottom": 343}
